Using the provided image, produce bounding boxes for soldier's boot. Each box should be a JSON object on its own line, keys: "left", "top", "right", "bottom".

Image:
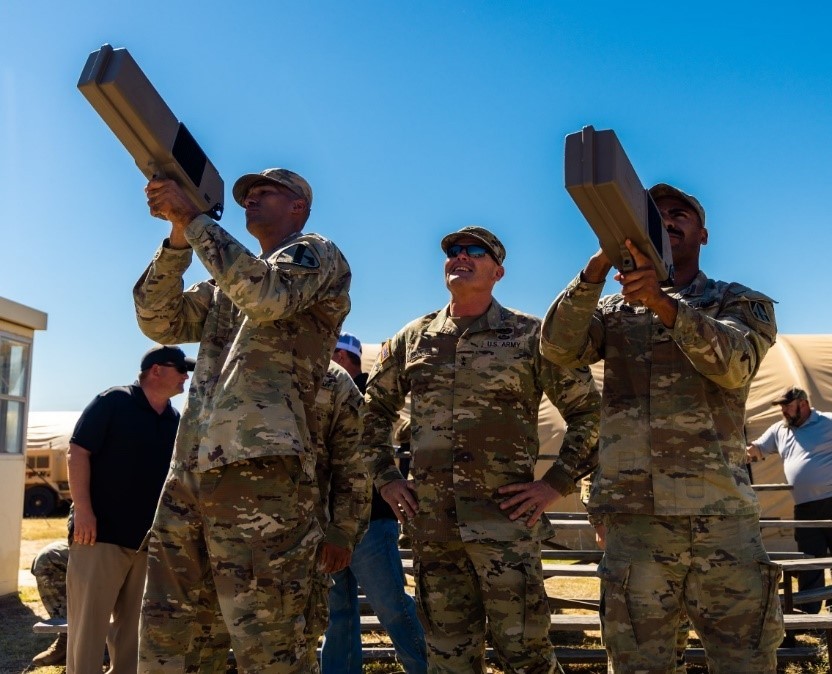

{"left": 32, "top": 633, "right": 67, "bottom": 666}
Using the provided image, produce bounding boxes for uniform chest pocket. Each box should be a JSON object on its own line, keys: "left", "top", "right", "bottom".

{"left": 604, "top": 307, "right": 651, "bottom": 356}
{"left": 405, "top": 338, "right": 456, "bottom": 390}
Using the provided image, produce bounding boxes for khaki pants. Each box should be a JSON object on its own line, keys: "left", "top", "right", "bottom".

{"left": 66, "top": 542, "right": 148, "bottom": 674}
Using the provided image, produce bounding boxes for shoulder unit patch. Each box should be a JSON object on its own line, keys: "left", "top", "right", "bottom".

{"left": 749, "top": 301, "right": 772, "bottom": 324}
{"left": 276, "top": 243, "right": 320, "bottom": 268}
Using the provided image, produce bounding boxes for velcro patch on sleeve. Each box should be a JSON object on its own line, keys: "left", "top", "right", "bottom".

{"left": 749, "top": 301, "right": 772, "bottom": 325}
{"left": 275, "top": 243, "right": 320, "bottom": 268}
{"left": 379, "top": 340, "right": 391, "bottom": 363}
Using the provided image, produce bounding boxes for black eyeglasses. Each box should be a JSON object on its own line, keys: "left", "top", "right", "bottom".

{"left": 446, "top": 244, "right": 490, "bottom": 259}
{"left": 159, "top": 362, "right": 188, "bottom": 374}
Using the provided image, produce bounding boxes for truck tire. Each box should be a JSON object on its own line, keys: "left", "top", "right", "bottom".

{"left": 24, "top": 486, "right": 58, "bottom": 517}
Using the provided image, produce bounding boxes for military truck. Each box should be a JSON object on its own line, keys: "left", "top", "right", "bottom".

{"left": 24, "top": 411, "right": 78, "bottom": 517}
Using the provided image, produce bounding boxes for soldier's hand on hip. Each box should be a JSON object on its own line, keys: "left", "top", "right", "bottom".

{"left": 380, "top": 479, "right": 418, "bottom": 524}
{"left": 498, "top": 480, "right": 562, "bottom": 527}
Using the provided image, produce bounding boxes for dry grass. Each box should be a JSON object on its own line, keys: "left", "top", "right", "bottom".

{"left": 3, "top": 518, "right": 829, "bottom": 673}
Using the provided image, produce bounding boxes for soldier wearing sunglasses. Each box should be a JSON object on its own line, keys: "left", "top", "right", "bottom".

{"left": 362, "top": 226, "right": 600, "bottom": 674}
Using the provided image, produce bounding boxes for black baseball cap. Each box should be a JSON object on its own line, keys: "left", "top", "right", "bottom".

{"left": 140, "top": 345, "right": 196, "bottom": 372}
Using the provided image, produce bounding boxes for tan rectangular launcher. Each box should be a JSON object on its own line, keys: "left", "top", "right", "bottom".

{"left": 78, "top": 44, "right": 224, "bottom": 220}
{"left": 565, "top": 125, "right": 673, "bottom": 284}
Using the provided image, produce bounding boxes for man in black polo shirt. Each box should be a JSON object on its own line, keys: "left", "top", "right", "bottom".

{"left": 66, "top": 345, "right": 192, "bottom": 674}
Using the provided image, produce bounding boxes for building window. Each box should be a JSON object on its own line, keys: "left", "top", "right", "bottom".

{"left": 0, "top": 334, "right": 30, "bottom": 454}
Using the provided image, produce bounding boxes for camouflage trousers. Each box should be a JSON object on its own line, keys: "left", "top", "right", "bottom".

{"left": 138, "top": 456, "right": 322, "bottom": 674}
{"left": 599, "top": 514, "right": 784, "bottom": 674}
{"left": 31, "top": 540, "right": 69, "bottom": 619}
{"left": 412, "top": 539, "right": 556, "bottom": 674}
{"left": 304, "top": 572, "right": 332, "bottom": 669}
{"left": 179, "top": 558, "right": 331, "bottom": 673}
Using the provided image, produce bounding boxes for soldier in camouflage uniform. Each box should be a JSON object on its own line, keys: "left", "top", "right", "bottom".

{"left": 305, "top": 361, "right": 371, "bottom": 667}
{"left": 183, "top": 361, "right": 369, "bottom": 672}
{"left": 541, "top": 183, "right": 784, "bottom": 673}
{"left": 134, "top": 168, "right": 351, "bottom": 674}
{"left": 30, "top": 540, "right": 70, "bottom": 666}
{"left": 362, "top": 226, "right": 600, "bottom": 674}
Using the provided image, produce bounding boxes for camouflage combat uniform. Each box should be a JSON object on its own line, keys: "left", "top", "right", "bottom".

{"left": 30, "top": 540, "right": 70, "bottom": 666}
{"left": 541, "top": 271, "right": 783, "bottom": 673}
{"left": 363, "top": 300, "right": 600, "bottom": 674}
{"left": 31, "top": 540, "right": 69, "bottom": 620}
{"left": 304, "top": 361, "right": 370, "bottom": 666}
{"left": 182, "top": 362, "right": 368, "bottom": 673}
{"left": 133, "top": 214, "right": 351, "bottom": 674}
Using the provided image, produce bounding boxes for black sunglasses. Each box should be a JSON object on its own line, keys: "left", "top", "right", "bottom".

{"left": 445, "top": 244, "right": 491, "bottom": 259}
{"left": 159, "top": 362, "right": 188, "bottom": 374}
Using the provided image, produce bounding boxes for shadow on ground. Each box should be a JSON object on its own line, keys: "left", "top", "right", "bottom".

{"left": 0, "top": 592, "right": 53, "bottom": 673}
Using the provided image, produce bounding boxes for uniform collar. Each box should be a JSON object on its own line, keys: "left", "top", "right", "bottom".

{"left": 261, "top": 230, "right": 303, "bottom": 259}
{"left": 671, "top": 270, "right": 709, "bottom": 297}
{"left": 426, "top": 298, "right": 506, "bottom": 335}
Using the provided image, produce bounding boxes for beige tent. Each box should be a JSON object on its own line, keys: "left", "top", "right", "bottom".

{"left": 360, "top": 335, "right": 832, "bottom": 550}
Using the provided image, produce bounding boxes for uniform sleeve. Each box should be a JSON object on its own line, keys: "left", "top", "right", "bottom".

{"left": 751, "top": 423, "right": 781, "bottom": 457}
{"left": 361, "top": 333, "right": 410, "bottom": 488}
{"left": 133, "top": 242, "right": 216, "bottom": 344}
{"left": 184, "top": 216, "right": 348, "bottom": 324}
{"left": 324, "top": 383, "right": 371, "bottom": 550}
{"left": 537, "top": 353, "right": 601, "bottom": 496}
{"left": 671, "top": 287, "right": 777, "bottom": 389}
{"left": 540, "top": 273, "right": 607, "bottom": 368}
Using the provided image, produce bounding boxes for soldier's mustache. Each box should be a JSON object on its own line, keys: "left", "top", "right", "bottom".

{"left": 666, "top": 227, "right": 683, "bottom": 238}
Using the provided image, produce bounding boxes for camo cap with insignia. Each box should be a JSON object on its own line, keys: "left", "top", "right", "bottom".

{"left": 649, "top": 183, "right": 706, "bottom": 227}
{"left": 232, "top": 168, "right": 313, "bottom": 208}
{"left": 441, "top": 226, "right": 506, "bottom": 264}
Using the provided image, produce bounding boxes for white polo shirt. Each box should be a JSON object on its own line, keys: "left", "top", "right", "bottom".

{"left": 754, "top": 410, "right": 832, "bottom": 504}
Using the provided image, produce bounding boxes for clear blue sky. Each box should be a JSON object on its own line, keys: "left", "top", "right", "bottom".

{"left": 2, "top": 1, "right": 830, "bottom": 411}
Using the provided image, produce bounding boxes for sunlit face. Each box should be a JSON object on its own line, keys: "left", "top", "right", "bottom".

{"left": 242, "top": 183, "right": 301, "bottom": 238}
{"left": 443, "top": 237, "right": 504, "bottom": 294}
{"left": 780, "top": 399, "right": 809, "bottom": 427}
{"left": 655, "top": 196, "right": 707, "bottom": 267}
{"left": 155, "top": 363, "right": 189, "bottom": 396}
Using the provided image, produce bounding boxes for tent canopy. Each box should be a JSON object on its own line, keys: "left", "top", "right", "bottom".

{"left": 26, "top": 411, "right": 79, "bottom": 451}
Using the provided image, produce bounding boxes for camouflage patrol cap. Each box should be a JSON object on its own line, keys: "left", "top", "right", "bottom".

{"left": 649, "top": 183, "right": 706, "bottom": 227}
{"left": 440, "top": 226, "right": 506, "bottom": 264}
{"left": 232, "top": 168, "right": 313, "bottom": 208}
{"left": 771, "top": 386, "right": 808, "bottom": 406}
